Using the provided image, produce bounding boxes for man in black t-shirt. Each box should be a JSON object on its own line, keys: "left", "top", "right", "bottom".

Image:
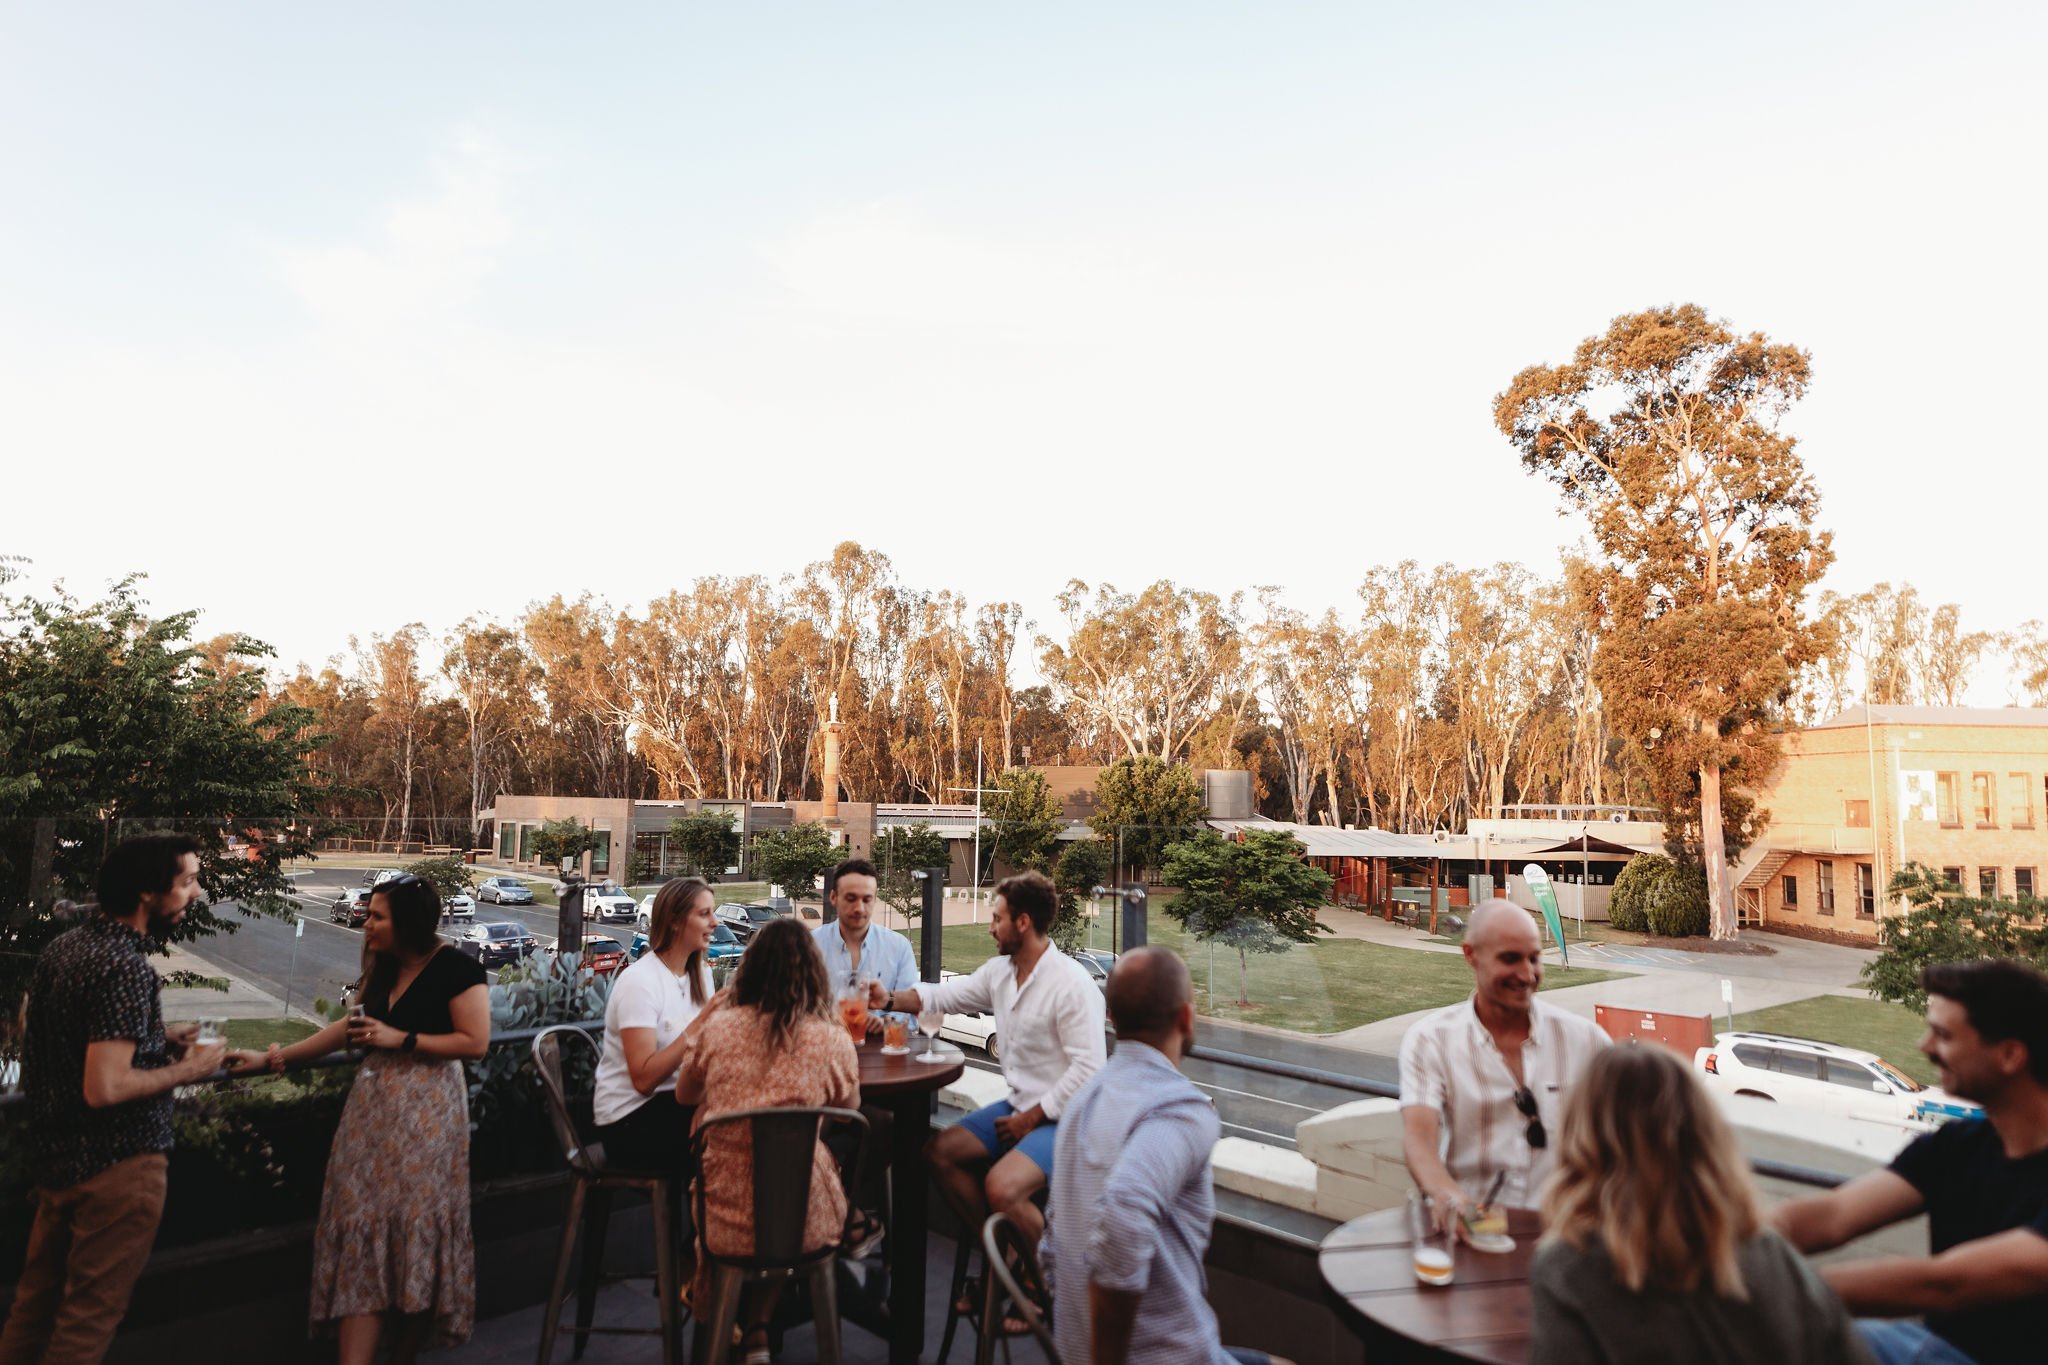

{"left": 0, "top": 836, "right": 227, "bottom": 1364}
{"left": 1774, "top": 959, "right": 2048, "bottom": 1365}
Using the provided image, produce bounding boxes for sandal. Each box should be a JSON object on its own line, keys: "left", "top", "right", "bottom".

{"left": 842, "top": 1208, "right": 886, "bottom": 1261}
{"left": 741, "top": 1324, "right": 772, "bottom": 1364}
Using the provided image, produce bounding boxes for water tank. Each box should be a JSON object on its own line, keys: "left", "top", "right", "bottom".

{"left": 1202, "top": 769, "right": 1254, "bottom": 820}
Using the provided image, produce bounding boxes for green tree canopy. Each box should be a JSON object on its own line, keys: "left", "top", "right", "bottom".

{"left": 1090, "top": 756, "right": 1206, "bottom": 879}
{"left": 529, "top": 817, "right": 600, "bottom": 870}
{"left": 1050, "top": 837, "right": 1113, "bottom": 952}
{"left": 668, "top": 809, "right": 742, "bottom": 881}
{"left": 874, "top": 821, "right": 949, "bottom": 924}
{"left": 1861, "top": 863, "right": 2048, "bottom": 1013}
{"left": 402, "top": 854, "right": 476, "bottom": 904}
{"left": 986, "top": 767, "right": 1062, "bottom": 876}
{"left": 0, "top": 573, "right": 336, "bottom": 1032}
{"left": 1159, "top": 829, "right": 1331, "bottom": 1005}
{"left": 749, "top": 822, "right": 840, "bottom": 904}
{"left": 1496, "top": 305, "right": 1833, "bottom": 938}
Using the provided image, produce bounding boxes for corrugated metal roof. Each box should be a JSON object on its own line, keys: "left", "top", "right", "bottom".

{"left": 1812, "top": 704, "right": 2048, "bottom": 731}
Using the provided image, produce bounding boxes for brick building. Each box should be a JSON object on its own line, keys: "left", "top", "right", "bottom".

{"left": 1736, "top": 705, "right": 2048, "bottom": 937}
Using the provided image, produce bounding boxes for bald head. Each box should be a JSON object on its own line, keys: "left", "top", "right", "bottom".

{"left": 1463, "top": 898, "right": 1544, "bottom": 1019}
{"left": 1106, "top": 947, "right": 1194, "bottom": 1048}
{"left": 1467, "top": 898, "right": 1539, "bottom": 950}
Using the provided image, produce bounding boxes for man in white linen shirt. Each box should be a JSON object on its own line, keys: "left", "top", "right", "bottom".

{"left": 1398, "top": 898, "right": 1608, "bottom": 1222}
{"left": 872, "top": 870, "right": 1105, "bottom": 1246}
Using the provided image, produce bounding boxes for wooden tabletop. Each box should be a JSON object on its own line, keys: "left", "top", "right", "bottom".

{"left": 1319, "top": 1205, "right": 1544, "bottom": 1364}
{"left": 854, "top": 1035, "right": 964, "bottom": 1097}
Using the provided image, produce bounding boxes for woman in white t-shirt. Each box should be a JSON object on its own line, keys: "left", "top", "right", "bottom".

{"left": 592, "top": 877, "right": 720, "bottom": 1176}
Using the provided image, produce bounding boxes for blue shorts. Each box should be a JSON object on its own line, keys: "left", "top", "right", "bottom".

{"left": 955, "top": 1100, "right": 1058, "bottom": 1174}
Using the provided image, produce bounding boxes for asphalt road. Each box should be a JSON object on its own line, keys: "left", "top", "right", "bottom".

{"left": 196, "top": 871, "right": 1400, "bottom": 1151}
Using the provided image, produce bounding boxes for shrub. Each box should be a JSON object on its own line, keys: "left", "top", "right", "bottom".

{"left": 1608, "top": 854, "right": 1670, "bottom": 932}
{"left": 1645, "top": 860, "right": 1711, "bottom": 937}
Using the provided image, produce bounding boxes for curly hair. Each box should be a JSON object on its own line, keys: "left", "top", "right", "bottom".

{"left": 728, "top": 916, "right": 833, "bottom": 1052}
{"left": 1541, "top": 1044, "right": 1761, "bottom": 1299}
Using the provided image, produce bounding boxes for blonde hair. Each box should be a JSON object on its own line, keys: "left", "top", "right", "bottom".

{"left": 1541, "top": 1045, "right": 1761, "bottom": 1299}
{"left": 646, "top": 878, "right": 712, "bottom": 1006}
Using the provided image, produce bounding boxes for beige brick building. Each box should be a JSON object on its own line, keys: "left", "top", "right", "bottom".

{"left": 1737, "top": 706, "right": 2048, "bottom": 938}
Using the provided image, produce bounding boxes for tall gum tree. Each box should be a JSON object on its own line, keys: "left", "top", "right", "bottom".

{"left": 1495, "top": 304, "right": 1833, "bottom": 938}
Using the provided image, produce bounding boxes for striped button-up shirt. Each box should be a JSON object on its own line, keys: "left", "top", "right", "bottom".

{"left": 1041, "top": 1041, "right": 1232, "bottom": 1365}
{"left": 1397, "top": 994, "right": 1610, "bottom": 1208}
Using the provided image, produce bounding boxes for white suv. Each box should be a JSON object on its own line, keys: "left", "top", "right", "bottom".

{"left": 1693, "top": 1031, "right": 1981, "bottom": 1128}
{"left": 581, "top": 883, "right": 638, "bottom": 923}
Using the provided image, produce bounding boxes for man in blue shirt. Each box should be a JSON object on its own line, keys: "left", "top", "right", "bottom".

{"left": 812, "top": 857, "right": 917, "bottom": 1035}
{"left": 1041, "top": 947, "right": 1291, "bottom": 1365}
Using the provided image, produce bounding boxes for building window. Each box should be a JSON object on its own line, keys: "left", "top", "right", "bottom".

{"left": 498, "top": 823, "right": 515, "bottom": 859}
{"left": 2017, "top": 868, "right": 2037, "bottom": 900}
{"left": 517, "top": 823, "right": 534, "bottom": 861}
{"left": 590, "top": 830, "right": 611, "bottom": 875}
{"left": 1979, "top": 867, "right": 2001, "bottom": 898}
{"left": 1972, "top": 773, "right": 1997, "bottom": 828}
{"left": 1856, "top": 863, "right": 1876, "bottom": 918}
{"left": 1781, "top": 874, "right": 1798, "bottom": 909}
{"left": 2011, "top": 774, "right": 2036, "bottom": 829}
{"left": 1941, "top": 866, "right": 1964, "bottom": 891}
{"left": 1817, "top": 861, "right": 1836, "bottom": 915}
{"left": 1937, "top": 773, "right": 1961, "bottom": 827}
{"left": 1844, "top": 799, "right": 1870, "bottom": 828}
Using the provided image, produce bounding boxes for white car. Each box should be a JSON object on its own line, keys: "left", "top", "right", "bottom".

{"left": 931, "top": 970, "right": 1003, "bottom": 1062}
{"left": 442, "top": 891, "right": 475, "bottom": 921}
{"left": 581, "top": 883, "right": 637, "bottom": 923}
{"left": 1693, "top": 1032, "right": 1981, "bottom": 1128}
{"left": 636, "top": 893, "right": 656, "bottom": 932}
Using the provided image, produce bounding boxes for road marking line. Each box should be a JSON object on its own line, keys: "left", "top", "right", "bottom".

{"left": 1188, "top": 1079, "right": 1326, "bottom": 1112}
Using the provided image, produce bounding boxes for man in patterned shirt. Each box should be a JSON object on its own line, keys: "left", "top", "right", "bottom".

{"left": 0, "top": 835, "right": 227, "bottom": 1364}
{"left": 1041, "top": 948, "right": 1292, "bottom": 1365}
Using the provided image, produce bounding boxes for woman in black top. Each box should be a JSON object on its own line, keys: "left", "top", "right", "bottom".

{"left": 229, "top": 875, "right": 489, "bottom": 1364}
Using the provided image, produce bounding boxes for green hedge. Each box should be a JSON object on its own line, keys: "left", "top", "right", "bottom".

{"left": 1610, "top": 854, "right": 1710, "bottom": 937}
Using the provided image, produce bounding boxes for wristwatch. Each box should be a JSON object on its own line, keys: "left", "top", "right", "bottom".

{"left": 401, "top": 1031, "right": 418, "bottom": 1053}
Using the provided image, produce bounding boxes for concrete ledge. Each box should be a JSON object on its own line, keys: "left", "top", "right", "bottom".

{"left": 939, "top": 1067, "right": 1006, "bottom": 1113}
{"left": 1212, "top": 1136, "right": 1317, "bottom": 1211}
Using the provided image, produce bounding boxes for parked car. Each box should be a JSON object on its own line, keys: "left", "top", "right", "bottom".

{"left": 1693, "top": 1031, "right": 1981, "bottom": 1128}
{"left": 330, "top": 888, "right": 372, "bottom": 927}
{"left": 441, "top": 890, "right": 475, "bottom": 922}
{"left": 714, "top": 901, "right": 789, "bottom": 943}
{"left": 628, "top": 920, "right": 747, "bottom": 966}
{"left": 1073, "top": 949, "right": 1117, "bottom": 988}
{"left": 358, "top": 867, "right": 405, "bottom": 888}
{"left": 581, "top": 883, "right": 637, "bottom": 923}
{"left": 456, "top": 920, "right": 541, "bottom": 967}
{"left": 573, "top": 935, "right": 628, "bottom": 977}
{"left": 476, "top": 876, "right": 536, "bottom": 906}
{"left": 931, "top": 969, "right": 1003, "bottom": 1061}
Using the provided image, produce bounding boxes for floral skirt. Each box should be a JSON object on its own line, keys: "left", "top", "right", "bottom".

{"left": 308, "top": 1052, "right": 475, "bottom": 1345}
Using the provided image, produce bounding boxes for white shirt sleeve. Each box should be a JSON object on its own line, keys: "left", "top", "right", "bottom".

{"left": 924, "top": 958, "right": 997, "bottom": 1018}
{"left": 1034, "top": 967, "right": 1106, "bottom": 1120}
{"left": 1398, "top": 1016, "right": 1447, "bottom": 1116}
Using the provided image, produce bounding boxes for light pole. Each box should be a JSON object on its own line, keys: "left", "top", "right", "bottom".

{"left": 947, "top": 737, "right": 998, "bottom": 924}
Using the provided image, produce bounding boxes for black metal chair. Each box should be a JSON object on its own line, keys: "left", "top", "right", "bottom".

{"left": 690, "top": 1105, "right": 870, "bottom": 1365}
{"left": 937, "top": 1185, "right": 1051, "bottom": 1364}
{"left": 532, "top": 1024, "right": 686, "bottom": 1364}
{"left": 976, "top": 1211, "right": 1058, "bottom": 1365}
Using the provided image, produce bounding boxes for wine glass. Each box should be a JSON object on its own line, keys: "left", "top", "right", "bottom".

{"left": 916, "top": 998, "right": 950, "bottom": 1062}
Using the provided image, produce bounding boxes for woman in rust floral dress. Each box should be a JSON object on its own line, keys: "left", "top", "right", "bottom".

{"left": 677, "top": 916, "right": 860, "bottom": 1365}
{"left": 230, "top": 875, "right": 490, "bottom": 1363}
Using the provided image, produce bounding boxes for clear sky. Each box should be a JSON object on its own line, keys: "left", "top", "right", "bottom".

{"left": 3, "top": 3, "right": 2042, "bottom": 694}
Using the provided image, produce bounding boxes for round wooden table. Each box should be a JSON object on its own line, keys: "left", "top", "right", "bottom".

{"left": 1319, "top": 1205, "right": 1543, "bottom": 1364}
{"left": 854, "top": 1035, "right": 964, "bottom": 1365}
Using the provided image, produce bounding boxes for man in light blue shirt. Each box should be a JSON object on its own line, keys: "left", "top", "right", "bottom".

{"left": 1041, "top": 948, "right": 1291, "bottom": 1365}
{"left": 812, "top": 857, "right": 916, "bottom": 1034}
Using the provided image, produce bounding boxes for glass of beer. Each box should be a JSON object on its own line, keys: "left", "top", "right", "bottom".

{"left": 1407, "top": 1191, "right": 1455, "bottom": 1286}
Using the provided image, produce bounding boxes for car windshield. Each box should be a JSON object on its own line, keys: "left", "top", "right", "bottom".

{"left": 584, "top": 939, "right": 621, "bottom": 952}
{"left": 485, "top": 924, "right": 524, "bottom": 939}
{"left": 711, "top": 924, "right": 737, "bottom": 944}
{"left": 746, "top": 905, "right": 778, "bottom": 921}
{"left": 1872, "top": 1059, "right": 1924, "bottom": 1092}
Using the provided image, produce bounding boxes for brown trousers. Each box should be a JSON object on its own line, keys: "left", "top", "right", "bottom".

{"left": 0, "top": 1153, "right": 169, "bottom": 1365}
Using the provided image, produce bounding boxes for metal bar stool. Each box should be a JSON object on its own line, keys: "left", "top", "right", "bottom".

{"left": 937, "top": 1188, "right": 1049, "bottom": 1364}
{"left": 532, "top": 1024, "right": 686, "bottom": 1364}
{"left": 975, "top": 1211, "right": 1059, "bottom": 1365}
{"left": 690, "top": 1105, "right": 870, "bottom": 1365}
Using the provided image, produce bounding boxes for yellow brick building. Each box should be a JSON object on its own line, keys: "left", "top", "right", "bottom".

{"left": 1736, "top": 706, "right": 2048, "bottom": 938}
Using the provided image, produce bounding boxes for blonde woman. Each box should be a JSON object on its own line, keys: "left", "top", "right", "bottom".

{"left": 1530, "top": 1045, "right": 1872, "bottom": 1365}
{"left": 591, "top": 877, "right": 720, "bottom": 1175}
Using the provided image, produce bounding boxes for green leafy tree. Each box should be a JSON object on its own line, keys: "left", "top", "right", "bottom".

{"left": 529, "top": 817, "right": 599, "bottom": 870}
{"left": 874, "top": 821, "right": 949, "bottom": 924}
{"left": 0, "top": 573, "right": 335, "bottom": 1040}
{"left": 1607, "top": 854, "right": 1669, "bottom": 933}
{"left": 1090, "top": 756, "right": 1206, "bottom": 881}
{"left": 1159, "top": 829, "right": 1332, "bottom": 1005}
{"left": 1861, "top": 864, "right": 2048, "bottom": 1013}
{"left": 1051, "top": 837, "right": 1113, "bottom": 953}
{"left": 668, "top": 809, "right": 742, "bottom": 881}
{"left": 749, "top": 823, "right": 841, "bottom": 905}
{"left": 403, "top": 854, "right": 476, "bottom": 904}
{"left": 1496, "top": 305, "right": 1834, "bottom": 939}
{"left": 986, "top": 767, "right": 1062, "bottom": 876}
